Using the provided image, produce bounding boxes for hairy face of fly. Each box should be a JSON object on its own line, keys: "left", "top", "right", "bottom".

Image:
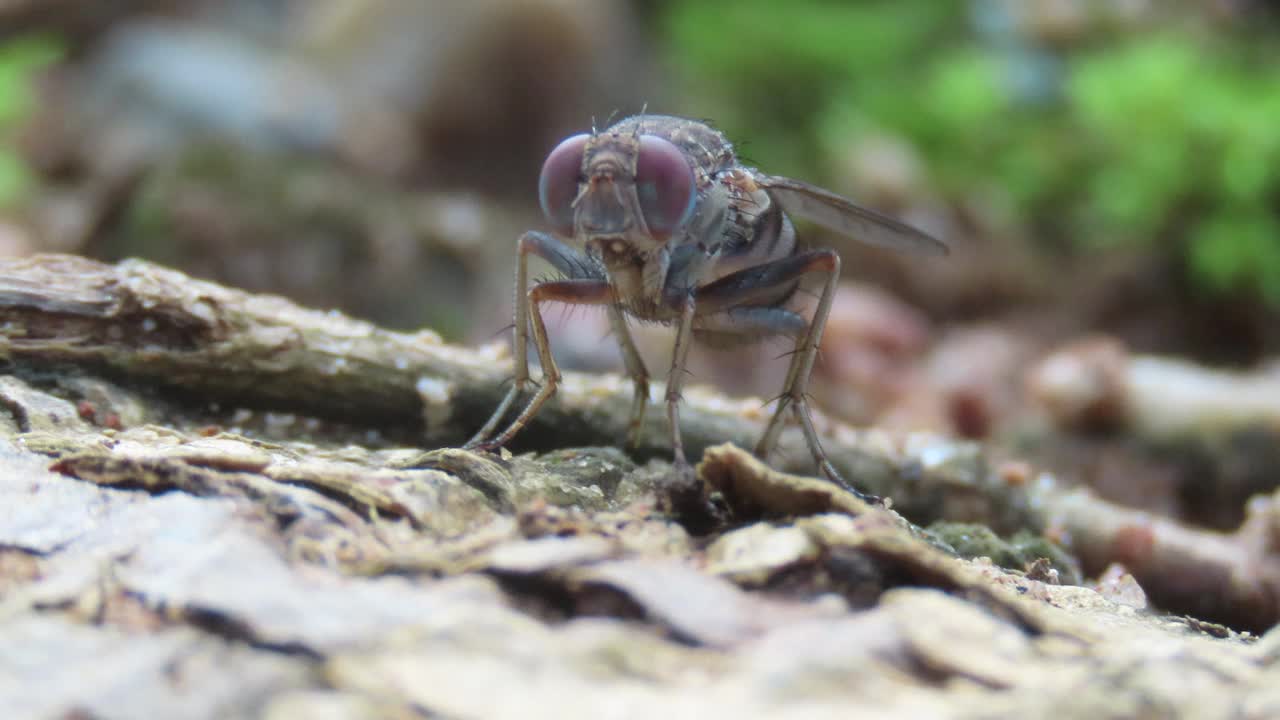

{"left": 537, "top": 130, "right": 697, "bottom": 272}
{"left": 577, "top": 140, "right": 655, "bottom": 267}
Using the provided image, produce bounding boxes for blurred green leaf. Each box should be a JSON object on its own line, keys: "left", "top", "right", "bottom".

{"left": 661, "top": 5, "right": 1280, "bottom": 304}
{"left": 925, "top": 52, "right": 1005, "bottom": 135}
{"left": 0, "top": 35, "right": 63, "bottom": 207}
{"left": 0, "top": 36, "right": 62, "bottom": 122}
{"left": 1189, "top": 211, "right": 1280, "bottom": 304}
{"left": 0, "top": 152, "right": 30, "bottom": 203}
{"left": 661, "top": 0, "right": 962, "bottom": 176}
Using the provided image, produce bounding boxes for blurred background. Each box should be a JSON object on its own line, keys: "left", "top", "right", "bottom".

{"left": 2, "top": 0, "right": 1279, "bottom": 528}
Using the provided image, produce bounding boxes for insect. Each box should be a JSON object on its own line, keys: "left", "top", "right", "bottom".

{"left": 466, "top": 115, "right": 947, "bottom": 501}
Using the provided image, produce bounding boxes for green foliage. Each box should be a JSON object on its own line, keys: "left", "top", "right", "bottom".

{"left": 1190, "top": 211, "right": 1280, "bottom": 307}
{"left": 660, "top": 1, "right": 1280, "bottom": 304}
{"left": 0, "top": 36, "right": 62, "bottom": 208}
{"left": 661, "top": 0, "right": 965, "bottom": 177}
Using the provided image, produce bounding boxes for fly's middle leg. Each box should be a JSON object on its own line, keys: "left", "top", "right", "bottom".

{"left": 607, "top": 305, "right": 650, "bottom": 448}
{"left": 665, "top": 293, "right": 697, "bottom": 469}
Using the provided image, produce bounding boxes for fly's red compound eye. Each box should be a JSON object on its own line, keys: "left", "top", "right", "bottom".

{"left": 635, "top": 135, "right": 695, "bottom": 240}
{"left": 538, "top": 133, "right": 589, "bottom": 236}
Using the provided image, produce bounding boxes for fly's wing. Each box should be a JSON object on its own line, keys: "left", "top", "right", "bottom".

{"left": 756, "top": 174, "right": 948, "bottom": 256}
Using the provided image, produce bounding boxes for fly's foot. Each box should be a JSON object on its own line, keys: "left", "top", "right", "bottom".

{"left": 819, "top": 460, "right": 883, "bottom": 506}
{"left": 657, "top": 456, "right": 722, "bottom": 534}
{"left": 463, "top": 438, "right": 503, "bottom": 453}
{"left": 623, "top": 426, "right": 645, "bottom": 453}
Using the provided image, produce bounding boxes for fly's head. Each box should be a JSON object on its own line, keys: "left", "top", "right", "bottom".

{"left": 537, "top": 125, "right": 696, "bottom": 273}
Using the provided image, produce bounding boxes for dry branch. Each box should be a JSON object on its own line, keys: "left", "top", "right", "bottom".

{"left": 0, "top": 253, "right": 1026, "bottom": 528}
{"left": 3, "top": 254, "right": 1280, "bottom": 630}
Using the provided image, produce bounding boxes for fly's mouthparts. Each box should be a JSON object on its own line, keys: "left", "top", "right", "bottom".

{"left": 589, "top": 161, "right": 623, "bottom": 182}
{"left": 602, "top": 238, "right": 631, "bottom": 254}
{"left": 590, "top": 236, "right": 634, "bottom": 258}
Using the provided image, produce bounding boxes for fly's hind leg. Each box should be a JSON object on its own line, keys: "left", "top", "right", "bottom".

{"left": 607, "top": 305, "right": 650, "bottom": 448}
{"left": 694, "top": 249, "right": 878, "bottom": 503}
{"left": 763, "top": 250, "right": 881, "bottom": 502}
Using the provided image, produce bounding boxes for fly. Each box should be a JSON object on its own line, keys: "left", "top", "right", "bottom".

{"left": 465, "top": 114, "right": 948, "bottom": 503}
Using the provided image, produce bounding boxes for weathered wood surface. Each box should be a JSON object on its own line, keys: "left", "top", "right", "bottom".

{"left": 2, "top": 254, "right": 1279, "bottom": 719}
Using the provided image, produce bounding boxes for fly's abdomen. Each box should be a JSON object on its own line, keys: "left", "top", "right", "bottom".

{"left": 703, "top": 169, "right": 798, "bottom": 283}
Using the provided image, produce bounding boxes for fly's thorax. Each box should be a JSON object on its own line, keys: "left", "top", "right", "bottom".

{"left": 677, "top": 166, "right": 795, "bottom": 286}
{"left": 607, "top": 115, "right": 737, "bottom": 186}
{"left": 683, "top": 178, "right": 732, "bottom": 247}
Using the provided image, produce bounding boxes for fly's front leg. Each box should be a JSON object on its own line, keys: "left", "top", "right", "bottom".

{"left": 466, "top": 233, "right": 536, "bottom": 447}
{"left": 467, "top": 231, "right": 604, "bottom": 449}
{"left": 474, "top": 278, "right": 615, "bottom": 450}
{"left": 607, "top": 305, "right": 650, "bottom": 448}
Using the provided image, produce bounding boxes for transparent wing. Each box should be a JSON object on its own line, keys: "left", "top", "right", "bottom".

{"left": 757, "top": 174, "right": 948, "bottom": 256}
